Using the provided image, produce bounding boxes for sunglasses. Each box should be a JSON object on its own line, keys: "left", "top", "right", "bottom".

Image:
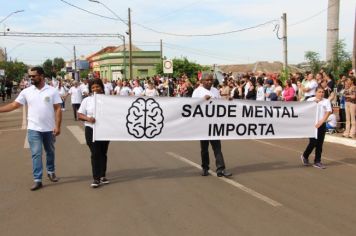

{"left": 29, "top": 74, "right": 39, "bottom": 78}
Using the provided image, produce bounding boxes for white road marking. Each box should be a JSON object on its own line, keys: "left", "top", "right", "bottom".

{"left": 324, "top": 135, "right": 356, "bottom": 148}
{"left": 21, "top": 106, "right": 26, "bottom": 129}
{"left": 166, "top": 151, "right": 283, "bottom": 207}
{"left": 9, "top": 109, "right": 20, "bottom": 113}
{"left": 254, "top": 140, "right": 356, "bottom": 168}
{"left": 24, "top": 132, "right": 29, "bottom": 149}
{"left": 0, "top": 128, "right": 23, "bottom": 132}
{"left": 67, "top": 125, "right": 86, "bottom": 144}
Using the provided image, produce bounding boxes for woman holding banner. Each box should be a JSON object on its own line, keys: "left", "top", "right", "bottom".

{"left": 300, "top": 86, "right": 332, "bottom": 169}
{"left": 78, "top": 79, "right": 110, "bottom": 188}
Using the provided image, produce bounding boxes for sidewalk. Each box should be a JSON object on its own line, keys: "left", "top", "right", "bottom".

{"left": 325, "top": 132, "right": 356, "bottom": 148}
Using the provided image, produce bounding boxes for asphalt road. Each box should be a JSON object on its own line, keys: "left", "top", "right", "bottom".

{"left": 0, "top": 100, "right": 355, "bottom": 236}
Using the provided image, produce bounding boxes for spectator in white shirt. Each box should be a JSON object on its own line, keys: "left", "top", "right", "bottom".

{"left": 67, "top": 81, "right": 82, "bottom": 121}
{"left": 132, "top": 79, "right": 143, "bottom": 96}
{"left": 303, "top": 73, "right": 318, "bottom": 100}
{"left": 103, "top": 78, "right": 113, "bottom": 95}
{"left": 142, "top": 81, "right": 159, "bottom": 97}
{"left": 79, "top": 78, "right": 89, "bottom": 98}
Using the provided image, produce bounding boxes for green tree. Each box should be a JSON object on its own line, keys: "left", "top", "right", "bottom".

{"left": 304, "top": 51, "right": 322, "bottom": 74}
{"left": 156, "top": 57, "right": 209, "bottom": 82}
{"left": 43, "top": 59, "right": 54, "bottom": 78}
{"left": 0, "top": 61, "right": 28, "bottom": 82}
{"left": 80, "top": 69, "right": 90, "bottom": 79}
{"left": 328, "top": 40, "right": 352, "bottom": 79}
{"left": 53, "top": 57, "right": 65, "bottom": 74}
{"left": 42, "top": 57, "right": 65, "bottom": 78}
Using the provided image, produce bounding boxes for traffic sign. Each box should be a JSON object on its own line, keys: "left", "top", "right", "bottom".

{"left": 163, "top": 60, "right": 173, "bottom": 74}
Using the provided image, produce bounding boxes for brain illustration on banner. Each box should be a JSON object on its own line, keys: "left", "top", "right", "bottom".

{"left": 126, "top": 98, "right": 164, "bottom": 139}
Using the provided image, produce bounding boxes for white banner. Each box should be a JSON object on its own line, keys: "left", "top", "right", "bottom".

{"left": 93, "top": 95, "right": 317, "bottom": 141}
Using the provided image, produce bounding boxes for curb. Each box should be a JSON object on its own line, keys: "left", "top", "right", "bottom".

{"left": 325, "top": 135, "right": 356, "bottom": 148}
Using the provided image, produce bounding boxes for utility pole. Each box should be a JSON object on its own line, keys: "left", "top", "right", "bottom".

{"left": 160, "top": 39, "right": 163, "bottom": 59}
{"left": 326, "top": 0, "right": 340, "bottom": 62}
{"left": 282, "top": 13, "right": 288, "bottom": 72}
{"left": 353, "top": 5, "right": 356, "bottom": 72}
{"left": 73, "top": 45, "right": 78, "bottom": 81}
{"left": 4, "top": 47, "right": 7, "bottom": 62}
{"left": 123, "top": 36, "right": 127, "bottom": 80}
{"left": 128, "top": 8, "right": 133, "bottom": 80}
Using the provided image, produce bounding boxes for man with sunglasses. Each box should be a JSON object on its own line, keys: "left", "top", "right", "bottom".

{"left": 0, "top": 66, "right": 62, "bottom": 191}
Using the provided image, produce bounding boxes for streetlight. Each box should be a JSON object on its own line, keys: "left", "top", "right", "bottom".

{"left": 54, "top": 41, "right": 72, "bottom": 54}
{"left": 6, "top": 43, "right": 25, "bottom": 61}
{"left": 54, "top": 42, "right": 79, "bottom": 81}
{"left": 0, "top": 10, "right": 25, "bottom": 24}
{"left": 88, "top": 0, "right": 130, "bottom": 80}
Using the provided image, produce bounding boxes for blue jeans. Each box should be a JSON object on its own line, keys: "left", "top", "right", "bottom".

{"left": 27, "top": 130, "right": 56, "bottom": 182}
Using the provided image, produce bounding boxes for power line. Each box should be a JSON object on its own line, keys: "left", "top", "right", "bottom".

{"left": 59, "top": 0, "right": 123, "bottom": 22}
{"left": 289, "top": 1, "right": 338, "bottom": 27}
{"left": 1, "top": 32, "right": 121, "bottom": 38}
{"left": 163, "top": 43, "right": 248, "bottom": 62}
{"left": 133, "top": 19, "right": 278, "bottom": 37}
{"left": 58, "top": 0, "right": 278, "bottom": 37}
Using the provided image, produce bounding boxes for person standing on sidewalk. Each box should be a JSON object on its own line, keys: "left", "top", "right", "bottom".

{"left": 342, "top": 78, "right": 356, "bottom": 138}
{"left": 300, "top": 86, "right": 332, "bottom": 169}
{"left": 0, "top": 66, "right": 62, "bottom": 190}
{"left": 78, "top": 79, "right": 110, "bottom": 188}
{"left": 192, "top": 73, "right": 232, "bottom": 177}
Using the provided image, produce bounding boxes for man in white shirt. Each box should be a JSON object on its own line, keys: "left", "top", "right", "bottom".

{"left": 67, "top": 81, "right": 82, "bottom": 121}
{"left": 192, "top": 73, "right": 232, "bottom": 178}
{"left": 0, "top": 66, "right": 62, "bottom": 191}
{"left": 79, "top": 78, "right": 89, "bottom": 98}
{"left": 303, "top": 73, "right": 318, "bottom": 100}
{"left": 114, "top": 80, "right": 132, "bottom": 96}
{"left": 103, "top": 78, "right": 113, "bottom": 95}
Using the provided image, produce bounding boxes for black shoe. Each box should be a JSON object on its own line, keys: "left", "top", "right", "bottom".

{"left": 47, "top": 173, "right": 59, "bottom": 182}
{"left": 201, "top": 169, "right": 209, "bottom": 176}
{"left": 30, "top": 182, "right": 43, "bottom": 191}
{"left": 91, "top": 180, "right": 100, "bottom": 188}
{"left": 100, "top": 177, "right": 110, "bottom": 185}
{"left": 217, "top": 170, "right": 232, "bottom": 177}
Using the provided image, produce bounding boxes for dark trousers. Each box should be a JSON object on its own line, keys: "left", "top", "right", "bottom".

{"left": 339, "top": 108, "right": 346, "bottom": 129}
{"left": 200, "top": 140, "right": 226, "bottom": 172}
{"left": 61, "top": 98, "right": 65, "bottom": 109}
{"left": 72, "top": 103, "right": 81, "bottom": 120}
{"left": 85, "top": 126, "right": 110, "bottom": 180}
{"left": 303, "top": 124, "right": 326, "bottom": 163}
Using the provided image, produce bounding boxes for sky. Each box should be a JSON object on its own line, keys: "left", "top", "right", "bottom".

{"left": 0, "top": 0, "right": 354, "bottom": 66}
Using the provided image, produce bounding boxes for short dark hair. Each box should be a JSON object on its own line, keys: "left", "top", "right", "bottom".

{"left": 30, "top": 66, "right": 45, "bottom": 75}
{"left": 88, "top": 79, "right": 104, "bottom": 94}
{"left": 201, "top": 73, "right": 214, "bottom": 81}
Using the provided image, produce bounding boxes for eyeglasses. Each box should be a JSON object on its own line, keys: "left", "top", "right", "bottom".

{"left": 29, "top": 74, "right": 39, "bottom": 78}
